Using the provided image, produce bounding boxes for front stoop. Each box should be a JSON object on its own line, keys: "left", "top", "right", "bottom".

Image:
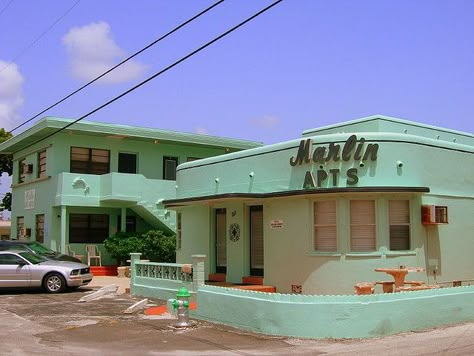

{"left": 90, "top": 266, "right": 118, "bottom": 276}
{"left": 208, "top": 273, "right": 226, "bottom": 282}
{"left": 242, "top": 276, "right": 263, "bottom": 285}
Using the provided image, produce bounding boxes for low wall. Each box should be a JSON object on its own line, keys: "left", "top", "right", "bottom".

{"left": 193, "top": 285, "right": 474, "bottom": 339}
{"left": 129, "top": 253, "right": 205, "bottom": 302}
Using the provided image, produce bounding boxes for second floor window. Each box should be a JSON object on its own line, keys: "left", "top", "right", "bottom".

{"left": 70, "top": 147, "right": 110, "bottom": 175}
{"left": 37, "top": 150, "right": 47, "bottom": 178}
{"left": 18, "top": 158, "right": 26, "bottom": 183}
{"left": 118, "top": 153, "right": 137, "bottom": 174}
{"left": 163, "top": 156, "right": 178, "bottom": 180}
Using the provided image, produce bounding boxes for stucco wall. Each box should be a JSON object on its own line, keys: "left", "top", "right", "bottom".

{"left": 193, "top": 285, "right": 474, "bottom": 339}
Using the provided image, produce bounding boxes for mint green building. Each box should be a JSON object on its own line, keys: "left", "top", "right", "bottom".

{"left": 0, "top": 117, "right": 261, "bottom": 264}
{"left": 166, "top": 115, "right": 474, "bottom": 294}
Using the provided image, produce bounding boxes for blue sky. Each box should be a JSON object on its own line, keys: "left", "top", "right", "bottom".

{"left": 1, "top": 0, "right": 473, "bottom": 145}
{"left": 1, "top": 0, "right": 473, "bottom": 216}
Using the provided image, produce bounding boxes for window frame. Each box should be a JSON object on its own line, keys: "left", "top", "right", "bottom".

{"left": 118, "top": 152, "right": 138, "bottom": 174}
{"left": 16, "top": 216, "right": 24, "bottom": 239}
{"left": 70, "top": 147, "right": 110, "bottom": 175}
{"left": 313, "top": 200, "right": 338, "bottom": 252}
{"left": 177, "top": 212, "right": 182, "bottom": 250}
{"left": 163, "top": 156, "right": 179, "bottom": 180}
{"left": 18, "top": 158, "right": 26, "bottom": 183}
{"left": 37, "top": 150, "right": 47, "bottom": 178}
{"left": 35, "top": 214, "right": 45, "bottom": 243}
{"left": 69, "top": 213, "right": 109, "bottom": 243}
{"left": 350, "top": 200, "right": 376, "bottom": 252}
{"left": 388, "top": 200, "right": 411, "bottom": 251}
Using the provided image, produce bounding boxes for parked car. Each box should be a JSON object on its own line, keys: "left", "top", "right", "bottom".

{"left": 0, "top": 240, "right": 81, "bottom": 263}
{"left": 0, "top": 251, "right": 93, "bottom": 293}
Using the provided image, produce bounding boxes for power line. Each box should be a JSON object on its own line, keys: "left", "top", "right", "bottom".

{"left": 0, "top": 0, "right": 15, "bottom": 17}
{"left": 0, "top": 0, "right": 81, "bottom": 74}
{"left": 17, "top": 0, "right": 284, "bottom": 154}
{"left": 8, "top": 0, "right": 225, "bottom": 133}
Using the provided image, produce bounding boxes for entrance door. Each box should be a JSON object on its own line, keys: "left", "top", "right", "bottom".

{"left": 250, "top": 205, "right": 264, "bottom": 276}
{"left": 215, "top": 209, "right": 227, "bottom": 273}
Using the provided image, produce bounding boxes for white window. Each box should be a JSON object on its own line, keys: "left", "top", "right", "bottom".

{"left": 350, "top": 200, "right": 376, "bottom": 251}
{"left": 313, "top": 200, "right": 337, "bottom": 251}
{"left": 389, "top": 200, "right": 410, "bottom": 250}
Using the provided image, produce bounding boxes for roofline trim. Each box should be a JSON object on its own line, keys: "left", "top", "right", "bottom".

{"left": 163, "top": 186, "right": 430, "bottom": 207}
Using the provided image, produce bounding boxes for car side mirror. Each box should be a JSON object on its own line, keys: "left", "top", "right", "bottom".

{"left": 17, "top": 260, "right": 27, "bottom": 267}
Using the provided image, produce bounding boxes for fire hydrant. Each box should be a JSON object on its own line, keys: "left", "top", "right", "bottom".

{"left": 172, "top": 287, "right": 191, "bottom": 327}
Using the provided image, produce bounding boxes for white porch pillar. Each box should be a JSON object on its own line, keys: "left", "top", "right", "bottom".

{"left": 60, "top": 205, "right": 67, "bottom": 253}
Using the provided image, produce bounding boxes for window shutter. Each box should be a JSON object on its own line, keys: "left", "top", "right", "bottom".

{"left": 389, "top": 200, "right": 410, "bottom": 250}
{"left": 350, "top": 200, "right": 376, "bottom": 251}
{"left": 313, "top": 201, "right": 337, "bottom": 251}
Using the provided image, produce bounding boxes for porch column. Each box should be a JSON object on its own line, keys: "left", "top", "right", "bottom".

{"left": 121, "top": 207, "right": 127, "bottom": 232}
{"left": 192, "top": 254, "right": 206, "bottom": 291}
{"left": 60, "top": 205, "right": 67, "bottom": 253}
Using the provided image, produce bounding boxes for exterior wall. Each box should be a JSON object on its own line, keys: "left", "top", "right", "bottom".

{"left": 4, "top": 118, "right": 261, "bottom": 264}
{"left": 173, "top": 123, "right": 474, "bottom": 294}
{"left": 177, "top": 206, "right": 211, "bottom": 277}
{"left": 194, "top": 285, "right": 474, "bottom": 339}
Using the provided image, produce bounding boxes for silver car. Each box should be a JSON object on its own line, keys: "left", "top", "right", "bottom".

{"left": 0, "top": 251, "right": 93, "bottom": 293}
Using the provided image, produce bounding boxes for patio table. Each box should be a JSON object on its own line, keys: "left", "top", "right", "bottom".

{"left": 374, "top": 267, "right": 425, "bottom": 288}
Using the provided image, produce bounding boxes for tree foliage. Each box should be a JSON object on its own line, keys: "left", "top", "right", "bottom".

{"left": 0, "top": 128, "right": 13, "bottom": 211}
{"left": 0, "top": 192, "right": 11, "bottom": 212}
{"left": 0, "top": 128, "right": 13, "bottom": 177}
{"left": 104, "top": 229, "right": 176, "bottom": 266}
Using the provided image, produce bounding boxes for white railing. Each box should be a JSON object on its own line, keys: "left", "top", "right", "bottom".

{"left": 134, "top": 262, "right": 193, "bottom": 283}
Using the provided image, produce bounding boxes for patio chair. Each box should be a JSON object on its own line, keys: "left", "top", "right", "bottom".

{"left": 66, "top": 244, "right": 84, "bottom": 262}
{"left": 86, "top": 244, "right": 102, "bottom": 266}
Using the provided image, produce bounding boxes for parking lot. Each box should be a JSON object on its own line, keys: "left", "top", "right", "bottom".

{"left": 0, "top": 283, "right": 473, "bottom": 355}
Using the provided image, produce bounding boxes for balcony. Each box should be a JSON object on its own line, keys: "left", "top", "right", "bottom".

{"left": 54, "top": 172, "right": 176, "bottom": 208}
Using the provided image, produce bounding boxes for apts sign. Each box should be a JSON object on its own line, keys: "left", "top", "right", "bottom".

{"left": 289, "top": 135, "right": 379, "bottom": 188}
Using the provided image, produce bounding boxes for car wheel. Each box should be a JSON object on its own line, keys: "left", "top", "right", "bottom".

{"left": 43, "top": 273, "right": 66, "bottom": 293}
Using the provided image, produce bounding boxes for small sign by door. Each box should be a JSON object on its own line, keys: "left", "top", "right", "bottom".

{"left": 270, "top": 219, "right": 283, "bottom": 229}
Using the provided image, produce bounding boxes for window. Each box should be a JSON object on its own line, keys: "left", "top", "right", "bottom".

{"left": 16, "top": 217, "right": 24, "bottom": 239}
{"left": 70, "top": 147, "right": 110, "bottom": 175}
{"left": 435, "top": 206, "right": 448, "bottom": 224}
{"left": 118, "top": 153, "right": 137, "bottom": 174}
{"left": 37, "top": 150, "right": 47, "bottom": 178}
{"left": 0, "top": 254, "right": 25, "bottom": 265}
{"left": 350, "top": 200, "right": 376, "bottom": 251}
{"left": 313, "top": 201, "right": 337, "bottom": 251}
{"left": 177, "top": 213, "right": 182, "bottom": 250}
{"left": 163, "top": 156, "right": 178, "bottom": 180}
{"left": 69, "top": 214, "right": 109, "bottom": 243}
{"left": 35, "top": 214, "right": 45, "bottom": 243}
{"left": 18, "top": 158, "right": 26, "bottom": 183}
{"left": 389, "top": 200, "right": 410, "bottom": 250}
{"left": 117, "top": 216, "right": 136, "bottom": 233}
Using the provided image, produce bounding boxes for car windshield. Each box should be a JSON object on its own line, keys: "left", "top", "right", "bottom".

{"left": 28, "top": 242, "right": 56, "bottom": 255}
{"left": 19, "top": 251, "right": 48, "bottom": 264}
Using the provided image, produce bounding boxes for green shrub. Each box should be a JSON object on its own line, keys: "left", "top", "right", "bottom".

{"left": 140, "top": 230, "right": 176, "bottom": 263}
{"left": 103, "top": 232, "right": 143, "bottom": 266}
{"left": 104, "top": 229, "right": 176, "bottom": 265}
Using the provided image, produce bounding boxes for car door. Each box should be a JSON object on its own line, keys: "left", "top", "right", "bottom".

{"left": 0, "top": 253, "right": 31, "bottom": 287}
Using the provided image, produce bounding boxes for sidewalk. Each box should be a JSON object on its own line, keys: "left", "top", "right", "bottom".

{"left": 87, "top": 276, "right": 130, "bottom": 295}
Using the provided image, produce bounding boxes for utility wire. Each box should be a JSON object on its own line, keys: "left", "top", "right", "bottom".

{"left": 0, "top": 0, "right": 15, "bottom": 17}
{"left": 8, "top": 0, "right": 225, "bottom": 134}
{"left": 16, "top": 0, "right": 284, "bottom": 154}
{"left": 0, "top": 0, "right": 80, "bottom": 74}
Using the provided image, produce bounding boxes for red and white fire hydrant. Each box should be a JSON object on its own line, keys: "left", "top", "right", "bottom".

{"left": 172, "top": 287, "right": 191, "bottom": 328}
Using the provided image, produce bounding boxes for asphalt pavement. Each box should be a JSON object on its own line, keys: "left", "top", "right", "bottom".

{"left": 0, "top": 278, "right": 473, "bottom": 355}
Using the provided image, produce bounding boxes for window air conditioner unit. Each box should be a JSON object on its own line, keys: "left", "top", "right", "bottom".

{"left": 421, "top": 205, "right": 448, "bottom": 225}
{"left": 22, "top": 164, "right": 33, "bottom": 174}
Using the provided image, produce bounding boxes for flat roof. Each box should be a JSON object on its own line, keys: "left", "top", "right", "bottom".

{"left": 0, "top": 117, "right": 263, "bottom": 154}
